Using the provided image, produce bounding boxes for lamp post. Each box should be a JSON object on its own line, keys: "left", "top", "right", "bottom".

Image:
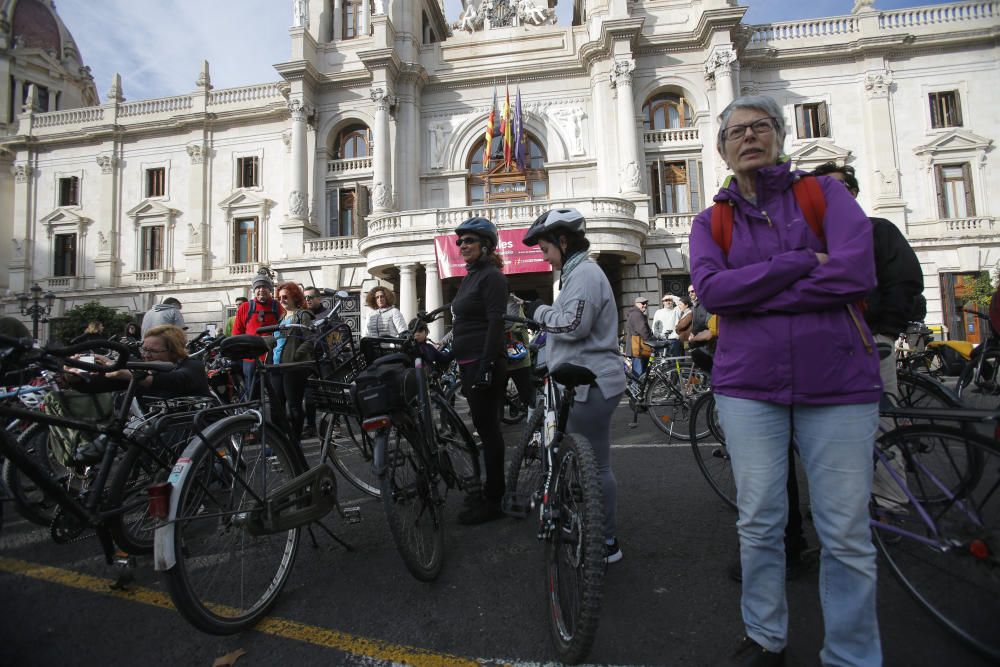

{"left": 18, "top": 283, "right": 57, "bottom": 341}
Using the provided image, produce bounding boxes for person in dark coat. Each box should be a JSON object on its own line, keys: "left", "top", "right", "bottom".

{"left": 624, "top": 297, "right": 652, "bottom": 375}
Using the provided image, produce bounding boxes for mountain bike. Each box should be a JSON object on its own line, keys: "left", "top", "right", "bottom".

{"left": 502, "top": 314, "right": 605, "bottom": 665}
{"left": 356, "top": 305, "right": 481, "bottom": 581}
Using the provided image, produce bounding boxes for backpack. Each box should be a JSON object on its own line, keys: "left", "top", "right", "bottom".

{"left": 711, "top": 176, "right": 826, "bottom": 253}
{"left": 240, "top": 298, "right": 280, "bottom": 330}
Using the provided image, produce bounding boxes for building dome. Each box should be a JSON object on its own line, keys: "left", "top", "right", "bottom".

{"left": 10, "top": 0, "right": 60, "bottom": 52}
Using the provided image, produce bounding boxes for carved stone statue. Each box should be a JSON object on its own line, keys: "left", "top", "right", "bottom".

{"left": 454, "top": 0, "right": 482, "bottom": 33}
{"left": 289, "top": 190, "right": 308, "bottom": 217}
{"left": 852, "top": 0, "right": 875, "bottom": 12}
{"left": 292, "top": 0, "right": 309, "bottom": 28}
{"left": 373, "top": 0, "right": 385, "bottom": 15}
{"left": 516, "top": 0, "right": 555, "bottom": 26}
{"left": 372, "top": 182, "right": 392, "bottom": 210}
{"left": 98, "top": 231, "right": 109, "bottom": 252}
{"left": 620, "top": 161, "right": 641, "bottom": 193}
{"left": 12, "top": 238, "right": 24, "bottom": 260}
{"left": 549, "top": 107, "right": 586, "bottom": 156}
{"left": 429, "top": 121, "right": 451, "bottom": 168}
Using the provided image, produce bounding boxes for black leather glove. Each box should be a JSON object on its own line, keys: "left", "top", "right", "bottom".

{"left": 472, "top": 360, "right": 494, "bottom": 390}
{"left": 524, "top": 299, "right": 544, "bottom": 320}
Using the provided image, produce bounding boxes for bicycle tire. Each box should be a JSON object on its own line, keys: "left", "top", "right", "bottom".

{"left": 545, "top": 432, "right": 604, "bottom": 665}
{"left": 107, "top": 441, "right": 174, "bottom": 555}
{"left": 163, "top": 420, "right": 304, "bottom": 635}
{"left": 379, "top": 426, "right": 445, "bottom": 581}
{"left": 872, "top": 425, "right": 1000, "bottom": 661}
{"left": 645, "top": 369, "right": 707, "bottom": 441}
{"left": 504, "top": 408, "right": 544, "bottom": 517}
{"left": 896, "top": 370, "right": 962, "bottom": 413}
{"left": 323, "top": 412, "right": 380, "bottom": 498}
{"left": 688, "top": 391, "right": 736, "bottom": 511}
{"left": 2, "top": 424, "right": 63, "bottom": 527}
{"left": 432, "top": 395, "right": 481, "bottom": 492}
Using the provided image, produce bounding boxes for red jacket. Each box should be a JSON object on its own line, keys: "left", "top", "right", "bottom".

{"left": 232, "top": 298, "right": 285, "bottom": 360}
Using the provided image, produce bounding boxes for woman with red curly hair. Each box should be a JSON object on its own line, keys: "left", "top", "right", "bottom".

{"left": 268, "top": 281, "right": 316, "bottom": 446}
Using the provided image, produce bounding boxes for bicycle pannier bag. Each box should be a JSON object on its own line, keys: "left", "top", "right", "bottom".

{"left": 630, "top": 335, "right": 652, "bottom": 359}
{"left": 45, "top": 389, "right": 115, "bottom": 467}
{"left": 353, "top": 361, "right": 417, "bottom": 418}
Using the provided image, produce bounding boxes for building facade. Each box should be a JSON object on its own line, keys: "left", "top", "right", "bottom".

{"left": 1, "top": 0, "right": 997, "bottom": 342}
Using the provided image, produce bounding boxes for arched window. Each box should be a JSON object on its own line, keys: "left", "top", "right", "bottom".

{"left": 466, "top": 134, "right": 547, "bottom": 206}
{"left": 642, "top": 92, "right": 694, "bottom": 130}
{"left": 334, "top": 123, "right": 371, "bottom": 159}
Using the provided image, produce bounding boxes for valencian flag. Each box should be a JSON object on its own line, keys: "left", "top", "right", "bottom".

{"left": 500, "top": 85, "right": 513, "bottom": 170}
{"left": 513, "top": 88, "right": 526, "bottom": 171}
{"left": 483, "top": 88, "right": 497, "bottom": 169}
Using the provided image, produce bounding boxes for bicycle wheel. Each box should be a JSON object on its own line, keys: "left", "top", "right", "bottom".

{"left": 688, "top": 391, "right": 736, "bottom": 511}
{"left": 1, "top": 424, "right": 63, "bottom": 526}
{"left": 433, "top": 395, "right": 481, "bottom": 492}
{"left": 107, "top": 441, "right": 174, "bottom": 555}
{"left": 163, "top": 420, "right": 304, "bottom": 635}
{"left": 872, "top": 426, "right": 1000, "bottom": 660}
{"left": 545, "top": 433, "right": 604, "bottom": 665}
{"left": 645, "top": 369, "right": 706, "bottom": 441}
{"left": 896, "top": 370, "right": 962, "bottom": 413}
{"left": 379, "top": 426, "right": 445, "bottom": 581}
{"left": 502, "top": 378, "right": 527, "bottom": 425}
{"left": 504, "top": 408, "right": 544, "bottom": 517}
{"left": 323, "top": 412, "right": 380, "bottom": 498}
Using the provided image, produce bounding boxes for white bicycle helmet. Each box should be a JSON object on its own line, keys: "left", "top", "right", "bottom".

{"left": 522, "top": 208, "right": 586, "bottom": 246}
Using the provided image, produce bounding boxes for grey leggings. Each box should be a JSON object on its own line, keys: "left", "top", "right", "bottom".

{"left": 566, "top": 386, "right": 623, "bottom": 541}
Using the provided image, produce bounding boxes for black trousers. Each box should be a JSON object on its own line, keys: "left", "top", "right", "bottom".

{"left": 507, "top": 365, "right": 535, "bottom": 408}
{"left": 267, "top": 367, "right": 312, "bottom": 446}
{"left": 460, "top": 358, "right": 507, "bottom": 503}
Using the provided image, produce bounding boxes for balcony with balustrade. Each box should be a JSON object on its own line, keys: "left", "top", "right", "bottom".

{"left": 906, "top": 216, "right": 998, "bottom": 241}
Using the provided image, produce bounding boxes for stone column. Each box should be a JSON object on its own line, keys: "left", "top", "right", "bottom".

{"left": 93, "top": 153, "right": 120, "bottom": 288}
{"left": 332, "top": 0, "right": 342, "bottom": 40}
{"left": 611, "top": 59, "right": 642, "bottom": 194}
{"left": 398, "top": 263, "right": 417, "bottom": 325}
{"left": 370, "top": 87, "right": 396, "bottom": 212}
{"left": 706, "top": 46, "right": 738, "bottom": 115}
{"left": 592, "top": 68, "right": 615, "bottom": 196}
{"left": 861, "top": 69, "right": 906, "bottom": 227}
{"left": 288, "top": 98, "right": 310, "bottom": 223}
{"left": 359, "top": 0, "right": 369, "bottom": 35}
{"left": 183, "top": 142, "right": 210, "bottom": 282}
{"left": 10, "top": 162, "right": 34, "bottom": 294}
{"left": 423, "top": 260, "right": 443, "bottom": 341}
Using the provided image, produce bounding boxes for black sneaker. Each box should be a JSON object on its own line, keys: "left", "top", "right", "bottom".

{"left": 605, "top": 538, "right": 624, "bottom": 564}
{"left": 458, "top": 498, "right": 503, "bottom": 525}
{"left": 728, "top": 636, "right": 786, "bottom": 667}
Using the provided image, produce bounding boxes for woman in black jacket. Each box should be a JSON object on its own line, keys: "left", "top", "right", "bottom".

{"left": 451, "top": 217, "right": 508, "bottom": 524}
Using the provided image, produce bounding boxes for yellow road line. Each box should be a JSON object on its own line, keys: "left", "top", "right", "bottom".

{"left": 0, "top": 556, "right": 486, "bottom": 667}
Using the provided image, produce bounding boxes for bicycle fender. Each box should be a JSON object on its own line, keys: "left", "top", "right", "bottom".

{"left": 153, "top": 412, "right": 260, "bottom": 571}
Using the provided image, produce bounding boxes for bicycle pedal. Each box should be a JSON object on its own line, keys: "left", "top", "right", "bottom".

{"left": 340, "top": 505, "right": 362, "bottom": 524}
{"left": 112, "top": 551, "right": 136, "bottom": 568}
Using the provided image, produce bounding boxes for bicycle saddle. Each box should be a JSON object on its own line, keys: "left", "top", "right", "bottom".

{"left": 550, "top": 363, "right": 596, "bottom": 388}
{"left": 647, "top": 340, "right": 672, "bottom": 349}
{"left": 219, "top": 335, "right": 272, "bottom": 360}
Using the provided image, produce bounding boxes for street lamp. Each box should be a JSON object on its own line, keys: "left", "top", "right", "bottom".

{"left": 18, "top": 283, "right": 57, "bottom": 341}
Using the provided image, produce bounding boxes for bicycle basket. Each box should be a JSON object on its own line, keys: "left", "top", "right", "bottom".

{"left": 360, "top": 336, "right": 406, "bottom": 365}
{"left": 306, "top": 378, "right": 355, "bottom": 415}
{"left": 45, "top": 389, "right": 115, "bottom": 468}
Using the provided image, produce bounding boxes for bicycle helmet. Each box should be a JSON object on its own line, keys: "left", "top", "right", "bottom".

{"left": 454, "top": 216, "right": 499, "bottom": 251}
{"left": 522, "top": 208, "right": 586, "bottom": 246}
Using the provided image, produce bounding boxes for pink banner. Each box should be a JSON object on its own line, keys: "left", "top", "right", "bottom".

{"left": 434, "top": 228, "right": 549, "bottom": 279}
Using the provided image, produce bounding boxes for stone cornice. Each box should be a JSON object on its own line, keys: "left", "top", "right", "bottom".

{"left": 273, "top": 59, "right": 323, "bottom": 88}
{"left": 357, "top": 48, "right": 402, "bottom": 79}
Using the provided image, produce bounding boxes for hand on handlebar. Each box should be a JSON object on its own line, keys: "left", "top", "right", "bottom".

{"left": 523, "top": 299, "right": 544, "bottom": 320}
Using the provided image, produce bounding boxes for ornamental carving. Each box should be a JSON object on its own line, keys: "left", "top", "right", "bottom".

{"left": 547, "top": 107, "right": 587, "bottom": 156}
{"left": 706, "top": 47, "right": 739, "bottom": 77}
{"left": 288, "top": 98, "right": 310, "bottom": 121}
{"left": 864, "top": 70, "right": 893, "bottom": 98}
{"left": 452, "top": 0, "right": 555, "bottom": 33}
{"left": 12, "top": 238, "right": 24, "bottom": 260}
{"left": 12, "top": 164, "right": 33, "bottom": 183}
{"left": 370, "top": 88, "right": 396, "bottom": 113}
{"left": 292, "top": 0, "right": 309, "bottom": 28}
{"left": 186, "top": 144, "right": 210, "bottom": 165}
{"left": 620, "top": 161, "right": 641, "bottom": 193}
{"left": 372, "top": 182, "right": 393, "bottom": 210}
{"left": 288, "top": 190, "right": 308, "bottom": 218}
{"left": 96, "top": 154, "right": 118, "bottom": 174}
{"left": 611, "top": 60, "right": 636, "bottom": 89}
{"left": 428, "top": 121, "right": 452, "bottom": 169}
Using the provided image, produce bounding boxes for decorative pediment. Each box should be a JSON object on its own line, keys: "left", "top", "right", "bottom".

{"left": 914, "top": 129, "right": 993, "bottom": 157}
{"left": 126, "top": 199, "right": 179, "bottom": 220}
{"left": 218, "top": 190, "right": 274, "bottom": 214}
{"left": 40, "top": 207, "right": 90, "bottom": 228}
{"left": 787, "top": 140, "right": 852, "bottom": 166}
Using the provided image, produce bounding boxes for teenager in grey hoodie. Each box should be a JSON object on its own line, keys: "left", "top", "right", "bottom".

{"left": 141, "top": 297, "right": 185, "bottom": 336}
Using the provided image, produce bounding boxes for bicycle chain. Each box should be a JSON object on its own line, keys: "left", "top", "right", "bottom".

{"left": 50, "top": 505, "right": 92, "bottom": 544}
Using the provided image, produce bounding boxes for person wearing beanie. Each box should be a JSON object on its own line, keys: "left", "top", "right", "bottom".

{"left": 232, "top": 273, "right": 284, "bottom": 397}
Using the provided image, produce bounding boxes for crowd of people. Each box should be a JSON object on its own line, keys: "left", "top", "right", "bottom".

{"left": 46, "top": 91, "right": 988, "bottom": 666}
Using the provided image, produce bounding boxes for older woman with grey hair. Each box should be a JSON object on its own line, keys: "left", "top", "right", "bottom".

{"left": 690, "top": 95, "right": 882, "bottom": 667}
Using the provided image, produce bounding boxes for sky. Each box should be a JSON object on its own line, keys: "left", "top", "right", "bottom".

{"left": 56, "top": 0, "right": 954, "bottom": 103}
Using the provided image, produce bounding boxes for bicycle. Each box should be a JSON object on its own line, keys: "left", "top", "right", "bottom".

{"left": 622, "top": 343, "right": 711, "bottom": 441}
{"left": 955, "top": 306, "right": 999, "bottom": 400}
{"left": 355, "top": 305, "right": 482, "bottom": 581}
{"left": 502, "top": 314, "right": 605, "bottom": 665}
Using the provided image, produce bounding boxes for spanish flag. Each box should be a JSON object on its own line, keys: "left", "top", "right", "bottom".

{"left": 483, "top": 88, "right": 497, "bottom": 169}
{"left": 501, "top": 85, "right": 512, "bottom": 170}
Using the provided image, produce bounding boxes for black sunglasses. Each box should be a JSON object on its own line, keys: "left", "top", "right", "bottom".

{"left": 455, "top": 236, "right": 481, "bottom": 247}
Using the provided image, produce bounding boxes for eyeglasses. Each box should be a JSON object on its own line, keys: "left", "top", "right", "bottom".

{"left": 721, "top": 117, "right": 778, "bottom": 143}
{"left": 304, "top": 295, "right": 317, "bottom": 300}
{"left": 141, "top": 346, "right": 167, "bottom": 354}
{"left": 455, "top": 236, "right": 481, "bottom": 247}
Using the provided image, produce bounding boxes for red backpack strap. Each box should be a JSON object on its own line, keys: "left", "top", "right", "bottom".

{"left": 710, "top": 202, "right": 735, "bottom": 255}
{"left": 792, "top": 176, "right": 826, "bottom": 244}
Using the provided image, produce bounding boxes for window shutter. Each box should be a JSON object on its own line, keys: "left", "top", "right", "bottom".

{"left": 817, "top": 103, "right": 829, "bottom": 137}
{"left": 327, "top": 188, "right": 340, "bottom": 237}
{"left": 356, "top": 183, "right": 370, "bottom": 237}
{"left": 934, "top": 164, "right": 947, "bottom": 218}
{"left": 687, "top": 159, "right": 701, "bottom": 212}
{"left": 961, "top": 163, "right": 975, "bottom": 216}
{"left": 795, "top": 105, "right": 806, "bottom": 139}
{"left": 954, "top": 93, "right": 963, "bottom": 127}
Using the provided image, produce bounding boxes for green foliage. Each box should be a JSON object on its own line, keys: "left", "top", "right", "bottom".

{"left": 970, "top": 268, "right": 999, "bottom": 310}
{"left": 52, "top": 301, "right": 134, "bottom": 344}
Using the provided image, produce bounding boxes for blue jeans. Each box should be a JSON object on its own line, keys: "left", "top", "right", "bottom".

{"left": 630, "top": 356, "right": 646, "bottom": 376}
{"left": 714, "top": 395, "right": 881, "bottom": 667}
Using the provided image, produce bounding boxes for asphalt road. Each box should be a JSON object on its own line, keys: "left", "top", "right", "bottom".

{"left": 0, "top": 391, "right": 996, "bottom": 667}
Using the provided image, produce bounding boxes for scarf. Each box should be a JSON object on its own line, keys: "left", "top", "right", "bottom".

{"left": 559, "top": 250, "right": 587, "bottom": 287}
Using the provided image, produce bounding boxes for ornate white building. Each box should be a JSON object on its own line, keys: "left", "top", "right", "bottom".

{"left": 1, "top": 0, "right": 997, "bottom": 342}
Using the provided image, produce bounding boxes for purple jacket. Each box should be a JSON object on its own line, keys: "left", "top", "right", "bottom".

{"left": 690, "top": 162, "right": 882, "bottom": 406}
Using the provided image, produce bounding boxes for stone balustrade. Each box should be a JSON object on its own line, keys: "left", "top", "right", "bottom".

{"left": 32, "top": 107, "right": 105, "bottom": 128}
{"left": 643, "top": 128, "right": 700, "bottom": 145}
{"left": 304, "top": 237, "right": 359, "bottom": 255}
{"left": 208, "top": 82, "right": 286, "bottom": 106}
{"left": 228, "top": 263, "right": 258, "bottom": 275}
{"left": 119, "top": 95, "right": 193, "bottom": 118}
{"left": 327, "top": 157, "right": 373, "bottom": 175}
{"left": 880, "top": 0, "right": 996, "bottom": 28}
{"left": 907, "top": 216, "right": 996, "bottom": 239}
{"left": 649, "top": 213, "right": 696, "bottom": 235}
{"left": 748, "top": 15, "right": 858, "bottom": 45}
{"left": 134, "top": 270, "right": 163, "bottom": 282}
{"left": 46, "top": 277, "right": 73, "bottom": 289}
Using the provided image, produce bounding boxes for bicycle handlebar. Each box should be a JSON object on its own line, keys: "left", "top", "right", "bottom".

{"left": 50, "top": 339, "right": 132, "bottom": 373}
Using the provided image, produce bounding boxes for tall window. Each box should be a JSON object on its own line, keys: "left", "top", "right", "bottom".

{"left": 54, "top": 233, "right": 76, "bottom": 276}
{"left": 237, "top": 156, "right": 259, "bottom": 188}
{"left": 649, "top": 159, "right": 703, "bottom": 215}
{"left": 343, "top": 0, "right": 366, "bottom": 39}
{"left": 795, "top": 102, "right": 830, "bottom": 139}
{"left": 146, "top": 167, "right": 166, "bottom": 198}
{"left": 336, "top": 124, "right": 371, "bottom": 159}
{"left": 234, "top": 217, "right": 258, "bottom": 264}
{"left": 141, "top": 226, "right": 164, "bottom": 270}
{"left": 326, "top": 188, "right": 357, "bottom": 237}
{"left": 929, "top": 91, "right": 962, "bottom": 128}
{"left": 466, "top": 135, "right": 548, "bottom": 206}
{"left": 642, "top": 93, "right": 694, "bottom": 130}
{"left": 936, "top": 164, "right": 975, "bottom": 218}
{"left": 58, "top": 176, "right": 79, "bottom": 206}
